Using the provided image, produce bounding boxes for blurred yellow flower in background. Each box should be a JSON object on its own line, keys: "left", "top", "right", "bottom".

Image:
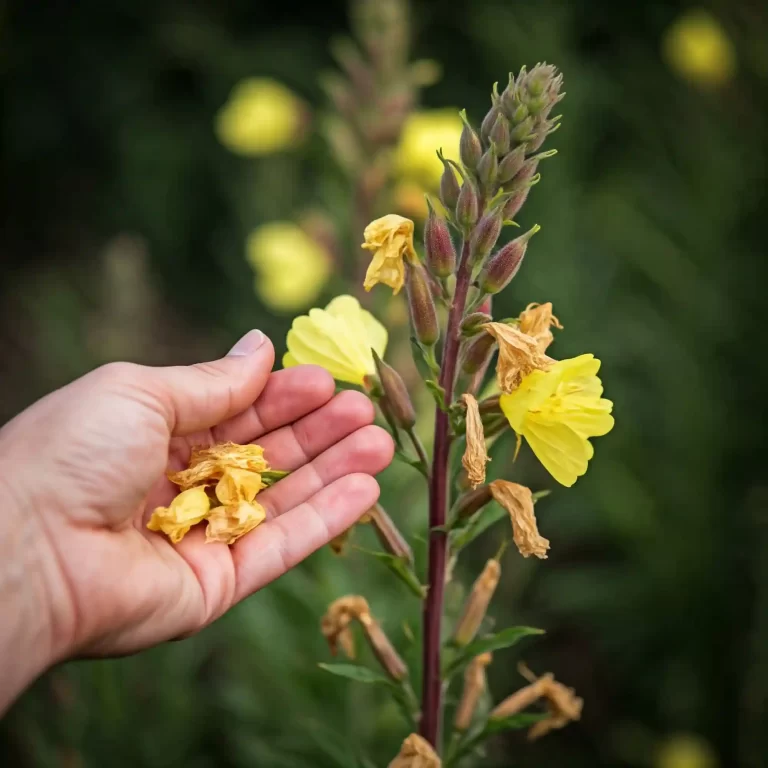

{"left": 216, "top": 77, "right": 306, "bottom": 155}
{"left": 283, "top": 295, "right": 387, "bottom": 386}
{"left": 500, "top": 354, "right": 614, "bottom": 487}
{"left": 656, "top": 733, "right": 718, "bottom": 768}
{"left": 361, "top": 214, "right": 417, "bottom": 294}
{"left": 246, "top": 222, "right": 331, "bottom": 312}
{"left": 662, "top": 10, "right": 736, "bottom": 88}
{"left": 394, "top": 109, "right": 462, "bottom": 218}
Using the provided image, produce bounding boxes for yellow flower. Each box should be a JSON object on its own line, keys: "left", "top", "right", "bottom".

{"left": 215, "top": 77, "right": 305, "bottom": 156}
{"left": 656, "top": 734, "right": 718, "bottom": 768}
{"left": 147, "top": 487, "right": 211, "bottom": 544}
{"left": 392, "top": 181, "right": 430, "bottom": 221}
{"left": 168, "top": 442, "right": 268, "bottom": 490}
{"left": 361, "top": 214, "right": 417, "bottom": 295}
{"left": 499, "top": 354, "right": 614, "bottom": 487}
{"left": 283, "top": 295, "right": 388, "bottom": 386}
{"left": 206, "top": 500, "right": 266, "bottom": 545}
{"left": 662, "top": 10, "right": 736, "bottom": 89}
{"left": 396, "top": 109, "right": 463, "bottom": 188}
{"left": 246, "top": 222, "right": 331, "bottom": 312}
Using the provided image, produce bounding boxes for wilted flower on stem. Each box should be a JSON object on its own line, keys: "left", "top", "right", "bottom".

{"left": 499, "top": 354, "right": 614, "bottom": 487}
{"left": 461, "top": 394, "right": 489, "bottom": 489}
{"left": 284, "top": 295, "right": 388, "bottom": 386}
{"left": 367, "top": 503, "right": 414, "bottom": 564}
{"left": 362, "top": 214, "right": 418, "bottom": 294}
{"left": 453, "top": 559, "right": 501, "bottom": 646}
{"left": 483, "top": 322, "right": 551, "bottom": 393}
{"left": 489, "top": 481, "right": 549, "bottom": 559}
{"left": 388, "top": 734, "right": 441, "bottom": 768}
{"left": 454, "top": 652, "right": 493, "bottom": 731}
{"left": 518, "top": 302, "right": 562, "bottom": 353}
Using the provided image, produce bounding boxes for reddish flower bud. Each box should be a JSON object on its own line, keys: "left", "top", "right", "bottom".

{"left": 407, "top": 263, "right": 440, "bottom": 346}
{"left": 454, "top": 484, "right": 493, "bottom": 520}
{"left": 476, "top": 144, "right": 498, "bottom": 191}
{"left": 461, "top": 333, "right": 496, "bottom": 374}
{"left": 469, "top": 209, "right": 503, "bottom": 265}
{"left": 373, "top": 351, "right": 415, "bottom": 430}
{"left": 455, "top": 179, "right": 479, "bottom": 230}
{"left": 478, "top": 224, "right": 540, "bottom": 294}
{"left": 489, "top": 114, "right": 510, "bottom": 155}
{"left": 461, "top": 311, "right": 493, "bottom": 337}
{"left": 480, "top": 103, "right": 501, "bottom": 145}
{"left": 459, "top": 110, "right": 483, "bottom": 171}
{"left": 497, "top": 145, "right": 527, "bottom": 184}
{"left": 438, "top": 150, "right": 461, "bottom": 210}
{"left": 477, "top": 295, "right": 493, "bottom": 315}
{"left": 424, "top": 202, "right": 456, "bottom": 278}
{"left": 501, "top": 186, "right": 531, "bottom": 220}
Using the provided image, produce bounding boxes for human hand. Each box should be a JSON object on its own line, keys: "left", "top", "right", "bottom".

{"left": 0, "top": 330, "right": 393, "bottom": 710}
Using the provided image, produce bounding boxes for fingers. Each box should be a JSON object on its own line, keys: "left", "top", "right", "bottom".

{"left": 255, "top": 389, "right": 375, "bottom": 471}
{"left": 146, "top": 330, "right": 275, "bottom": 436}
{"left": 257, "top": 424, "right": 394, "bottom": 519}
{"left": 233, "top": 473, "right": 381, "bottom": 601}
{"left": 211, "top": 365, "right": 336, "bottom": 445}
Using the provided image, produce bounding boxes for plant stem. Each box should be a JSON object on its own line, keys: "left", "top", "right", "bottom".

{"left": 421, "top": 240, "right": 473, "bottom": 750}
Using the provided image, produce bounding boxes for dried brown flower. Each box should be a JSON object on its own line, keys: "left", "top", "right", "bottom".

{"left": 453, "top": 559, "right": 501, "bottom": 646}
{"left": 321, "top": 595, "right": 370, "bottom": 658}
{"left": 483, "top": 322, "right": 550, "bottom": 393}
{"left": 489, "top": 480, "right": 550, "bottom": 559}
{"left": 461, "top": 394, "right": 489, "bottom": 489}
{"left": 454, "top": 652, "right": 493, "bottom": 730}
{"left": 518, "top": 302, "right": 563, "bottom": 353}
{"left": 387, "top": 734, "right": 441, "bottom": 768}
{"left": 168, "top": 442, "right": 269, "bottom": 490}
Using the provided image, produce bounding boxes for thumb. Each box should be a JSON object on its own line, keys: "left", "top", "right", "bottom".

{"left": 146, "top": 330, "right": 275, "bottom": 435}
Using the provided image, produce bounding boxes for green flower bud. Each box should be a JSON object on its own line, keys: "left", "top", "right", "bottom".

{"left": 510, "top": 115, "right": 535, "bottom": 144}
{"left": 489, "top": 114, "right": 510, "bottom": 155}
{"left": 469, "top": 209, "right": 503, "bottom": 265}
{"left": 461, "top": 333, "right": 496, "bottom": 374}
{"left": 372, "top": 350, "right": 415, "bottom": 430}
{"left": 459, "top": 110, "right": 483, "bottom": 171}
{"left": 476, "top": 144, "right": 498, "bottom": 191}
{"left": 455, "top": 179, "right": 479, "bottom": 230}
{"left": 480, "top": 103, "right": 501, "bottom": 145}
{"left": 511, "top": 101, "right": 529, "bottom": 124}
{"left": 407, "top": 263, "right": 440, "bottom": 346}
{"left": 461, "top": 312, "right": 493, "bottom": 337}
{"left": 478, "top": 224, "right": 540, "bottom": 293}
{"left": 438, "top": 150, "right": 461, "bottom": 210}
{"left": 424, "top": 201, "right": 456, "bottom": 278}
{"left": 497, "top": 145, "right": 527, "bottom": 184}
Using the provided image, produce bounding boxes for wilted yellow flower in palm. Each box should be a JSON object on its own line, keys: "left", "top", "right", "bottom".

{"left": 206, "top": 500, "right": 266, "bottom": 544}
{"left": 662, "top": 10, "right": 736, "bottom": 89}
{"left": 361, "top": 214, "right": 417, "bottom": 294}
{"left": 169, "top": 442, "right": 268, "bottom": 490}
{"left": 500, "top": 354, "right": 614, "bottom": 487}
{"left": 388, "top": 734, "right": 441, "bottom": 768}
{"left": 489, "top": 480, "right": 550, "bottom": 559}
{"left": 246, "top": 222, "right": 331, "bottom": 312}
{"left": 518, "top": 302, "right": 563, "bottom": 354}
{"left": 215, "top": 77, "right": 306, "bottom": 155}
{"left": 147, "top": 486, "right": 211, "bottom": 544}
{"left": 396, "top": 109, "right": 463, "bottom": 189}
{"left": 283, "top": 295, "right": 388, "bottom": 386}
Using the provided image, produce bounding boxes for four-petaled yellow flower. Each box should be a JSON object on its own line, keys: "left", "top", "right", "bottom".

{"left": 246, "top": 221, "right": 331, "bottom": 312}
{"left": 361, "top": 214, "right": 417, "bottom": 294}
{"left": 283, "top": 295, "right": 387, "bottom": 386}
{"left": 500, "top": 354, "right": 614, "bottom": 487}
{"left": 215, "top": 77, "right": 305, "bottom": 156}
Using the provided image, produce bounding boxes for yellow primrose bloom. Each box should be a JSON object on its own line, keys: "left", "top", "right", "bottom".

{"left": 500, "top": 354, "right": 614, "bottom": 487}
{"left": 246, "top": 222, "right": 331, "bottom": 312}
{"left": 662, "top": 10, "right": 736, "bottom": 89}
{"left": 283, "top": 295, "right": 387, "bottom": 386}
{"left": 396, "top": 109, "right": 463, "bottom": 189}
{"left": 147, "top": 487, "right": 211, "bottom": 544}
{"left": 361, "top": 214, "right": 417, "bottom": 294}
{"left": 215, "top": 77, "right": 305, "bottom": 156}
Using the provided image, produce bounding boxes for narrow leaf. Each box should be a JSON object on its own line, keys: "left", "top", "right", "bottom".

{"left": 443, "top": 626, "right": 544, "bottom": 678}
{"left": 484, "top": 712, "right": 546, "bottom": 733}
{"left": 318, "top": 663, "right": 390, "bottom": 685}
{"left": 425, "top": 379, "right": 448, "bottom": 411}
{"left": 356, "top": 547, "right": 427, "bottom": 598}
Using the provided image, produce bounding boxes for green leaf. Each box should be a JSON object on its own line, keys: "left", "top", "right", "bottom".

{"left": 443, "top": 626, "right": 544, "bottom": 678}
{"left": 449, "top": 504, "right": 507, "bottom": 552}
{"left": 446, "top": 713, "right": 547, "bottom": 766}
{"left": 425, "top": 379, "right": 447, "bottom": 411}
{"left": 318, "top": 663, "right": 390, "bottom": 685}
{"left": 484, "top": 712, "right": 547, "bottom": 733}
{"left": 355, "top": 547, "right": 427, "bottom": 598}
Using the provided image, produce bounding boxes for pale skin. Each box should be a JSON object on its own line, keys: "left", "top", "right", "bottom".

{"left": 0, "top": 330, "right": 394, "bottom": 712}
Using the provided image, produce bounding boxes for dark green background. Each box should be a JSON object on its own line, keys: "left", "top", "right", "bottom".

{"left": 2, "top": 1, "right": 767, "bottom": 766}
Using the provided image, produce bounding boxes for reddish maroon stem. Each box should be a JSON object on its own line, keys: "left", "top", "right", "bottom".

{"left": 420, "top": 241, "right": 473, "bottom": 750}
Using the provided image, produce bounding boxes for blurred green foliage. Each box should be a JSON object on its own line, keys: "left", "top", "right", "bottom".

{"left": 2, "top": 0, "right": 768, "bottom": 766}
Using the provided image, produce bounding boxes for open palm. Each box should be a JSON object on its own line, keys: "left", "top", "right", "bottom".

{"left": 1, "top": 331, "right": 392, "bottom": 668}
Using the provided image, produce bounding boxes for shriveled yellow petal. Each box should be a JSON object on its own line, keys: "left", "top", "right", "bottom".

{"left": 205, "top": 501, "right": 266, "bottom": 544}
{"left": 387, "top": 734, "right": 441, "bottom": 768}
{"left": 361, "top": 215, "right": 417, "bottom": 295}
{"left": 518, "top": 302, "right": 563, "bottom": 353}
{"left": 215, "top": 468, "right": 265, "bottom": 505}
{"left": 461, "top": 394, "right": 489, "bottom": 489}
{"left": 169, "top": 442, "right": 269, "bottom": 490}
{"left": 489, "top": 481, "right": 549, "bottom": 559}
{"left": 320, "top": 595, "right": 371, "bottom": 658}
{"left": 528, "top": 674, "right": 583, "bottom": 740}
{"left": 483, "top": 322, "right": 551, "bottom": 394}
{"left": 147, "top": 486, "right": 211, "bottom": 544}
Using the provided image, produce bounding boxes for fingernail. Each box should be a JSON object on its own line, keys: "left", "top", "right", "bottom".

{"left": 227, "top": 329, "right": 266, "bottom": 356}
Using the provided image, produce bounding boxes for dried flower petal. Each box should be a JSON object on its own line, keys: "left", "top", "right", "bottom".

{"left": 461, "top": 394, "right": 489, "bottom": 489}
{"left": 388, "top": 734, "right": 441, "bottom": 768}
{"left": 489, "top": 673, "right": 553, "bottom": 720}
{"left": 147, "top": 487, "right": 211, "bottom": 544}
{"left": 455, "top": 652, "right": 493, "bottom": 730}
{"left": 361, "top": 214, "right": 417, "bottom": 294}
{"left": 490, "top": 481, "right": 550, "bottom": 559}
{"left": 205, "top": 500, "right": 266, "bottom": 544}
{"left": 453, "top": 559, "right": 501, "bottom": 646}
{"left": 321, "top": 595, "right": 370, "bottom": 658}
{"left": 358, "top": 612, "right": 408, "bottom": 681}
{"left": 528, "top": 676, "right": 583, "bottom": 740}
{"left": 169, "top": 442, "right": 269, "bottom": 490}
{"left": 518, "top": 302, "right": 562, "bottom": 353}
{"left": 215, "top": 468, "right": 265, "bottom": 505}
{"left": 483, "top": 322, "right": 551, "bottom": 393}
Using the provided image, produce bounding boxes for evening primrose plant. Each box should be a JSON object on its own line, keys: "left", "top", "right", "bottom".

{"left": 284, "top": 64, "right": 614, "bottom": 765}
